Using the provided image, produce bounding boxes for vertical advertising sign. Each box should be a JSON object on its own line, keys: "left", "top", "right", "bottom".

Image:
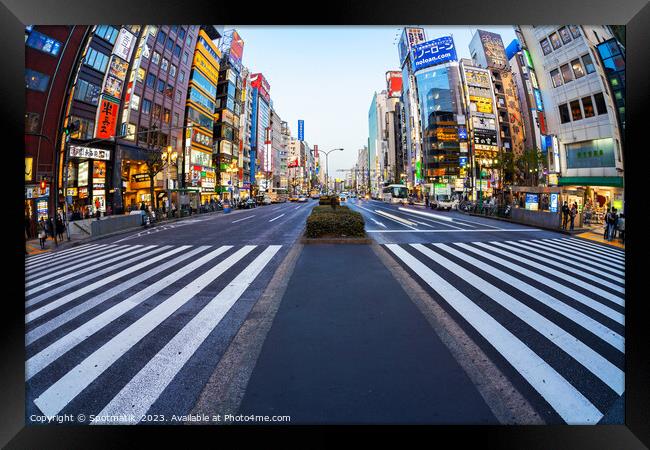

{"left": 478, "top": 30, "right": 508, "bottom": 68}
{"left": 95, "top": 96, "right": 120, "bottom": 139}
{"left": 313, "top": 145, "right": 318, "bottom": 159}
{"left": 398, "top": 27, "right": 426, "bottom": 66}
{"left": 113, "top": 28, "right": 136, "bottom": 61}
{"left": 298, "top": 120, "right": 304, "bottom": 141}
{"left": 386, "top": 71, "right": 403, "bottom": 98}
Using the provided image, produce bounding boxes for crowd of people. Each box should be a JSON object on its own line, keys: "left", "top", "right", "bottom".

{"left": 33, "top": 213, "right": 66, "bottom": 249}
{"left": 561, "top": 201, "right": 624, "bottom": 242}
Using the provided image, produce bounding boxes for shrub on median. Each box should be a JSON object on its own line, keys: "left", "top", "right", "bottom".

{"left": 306, "top": 205, "right": 365, "bottom": 238}
{"left": 319, "top": 195, "right": 340, "bottom": 206}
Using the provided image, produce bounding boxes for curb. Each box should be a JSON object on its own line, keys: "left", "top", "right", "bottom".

{"left": 461, "top": 211, "right": 587, "bottom": 235}
{"left": 300, "top": 236, "right": 372, "bottom": 245}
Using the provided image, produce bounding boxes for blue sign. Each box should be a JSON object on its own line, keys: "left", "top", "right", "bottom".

{"left": 458, "top": 127, "right": 467, "bottom": 140}
{"left": 459, "top": 157, "right": 468, "bottom": 167}
{"left": 533, "top": 88, "right": 544, "bottom": 111}
{"left": 550, "top": 193, "right": 559, "bottom": 213}
{"left": 298, "top": 120, "right": 304, "bottom": 141}
{"left": 411, "top": 36, "right": 457, "bottom": 72}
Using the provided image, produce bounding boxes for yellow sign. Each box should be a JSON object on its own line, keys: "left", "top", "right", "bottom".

{"left": 193, "top": 50, "right": 219, "bottom": 85}
{"left": 66, "top": 187, "right": 78, "bottom": 196}
{"left": 25, "top": 157, "right": 33, "bottom": 181}
{"left": 470, "top": 95, "right": 493, "bottom": 114}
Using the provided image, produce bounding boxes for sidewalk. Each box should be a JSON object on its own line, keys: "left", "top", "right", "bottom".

{"left": 576, "top": 229, "right": 625, "bottom": 249}
{"left": 237, "top": 244, "right": 498, "bottom": 424}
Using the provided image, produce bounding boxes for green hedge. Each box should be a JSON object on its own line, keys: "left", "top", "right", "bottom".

{"left": 306, "top": 205, "right": 365, "bottom": 238}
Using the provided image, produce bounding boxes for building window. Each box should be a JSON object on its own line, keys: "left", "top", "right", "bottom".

{"left": 558, "top": 103, "right": 571, "bottom": 124}
{"left": 560, "top": 64, "right": 573, "bottom": 83}
{"left": 84, "top": 47, "right": 109, "bottom": 73}
{"left": 569, "top": 25, "right": 581, "bottom": 38}
{"left": 142, "top": 98, "right": 152, "bottom": 114}
{"left": 165, "top": 84, "right": 173, "bottom": 98}
{"left": 166, "top": 37, "right": 174, "bottom": 52}
{"left": 73, "top": 78, "right": 101, "bottom": 105}
{"left": 179, "top": 71, "right": 185, "bottom": 83}
{"left": 186, "top": 35, "right": 192, "bottom": 47}
{"left": 157, "top": 30, "right": 166, "bottom": 45}
{"left": 94, "top": 25, "right": 119, "bottom": 44}
{"left": 581, "top": 96, "right": 595, "bottom": 118}
{"left": 163, "top": 108, "right": 171, "bottom": 124}
{"left": 175, "top": 90, "right": 182, "bottom": 103}
{"left": 549, "top": 32, "right": 562, "bottom": 50}
{"left": 594, "top": 92, "right": 607, "bottom": 115}
{"left": 131, "top": 94, "right": 140, "bottom": 111}
{"left": 581, "top": 54, "right": 596, "bottom": 73}
{"left": 540, "top": 38, "right": 552, "bottom": 55}
{"left": 570, "top": 100, "right": 582, "bottom": 121}
{"left": 146, "top": 73, "right": 155, "bottom": 88}
{"left": 170, "top": 25, "right": 178, "bottom": 35}
{"left": 182, "top": 51, "right": 189, "bottom": 64}
{"left": 558, "top": 26, "right": 572, "bottom": 45}
{"left": 69, "top": 116, "right": 95, "bottom": 139}
{"left": 152, "top": 51, "right": 160, "bottom": 65}
{"left": 550, "top": 68, "right": 563, "bottom": 88}
{"left": 152, "top": 103, "right": 162, "bottom": 121}
{"left": 25, "top": 112, "right": 40, "bottom": 133}
{"left": 170, "top": 64, "right": 177, "bottom": 78}
{"left": 178, "top": 27, "right": 186, "bottom": 40}
{"left": 25, "top": 68, "right": 50, "bottom": 91}
{"left": 570, "top": 59, "right": 585, "bottom": 78}
{"left": 26, "top": 30, "right": 62, "bottom": 56}
{"left": 174, "top": 45, "right": 181, "bottom": 58}
{"left": 161, "top": 57, "right": 169, "bottom": 71}
{"left": 173, "top": 112, "right": 179, "bottom": 126}
{"left": 157, "top": 79, "right": 165, "bottom": 93}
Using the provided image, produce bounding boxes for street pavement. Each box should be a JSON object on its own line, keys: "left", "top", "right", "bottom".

{"left": 23, "top": 198, "right": 625, "bottom": 425}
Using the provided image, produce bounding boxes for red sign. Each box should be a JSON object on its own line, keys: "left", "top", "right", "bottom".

{"left": 314, "top": 145, "right": 318, "bottom": 158}
{"left": 538, "top": 112, "right": 547, "bottom": 135}
{"left": 250, "top": 73, "right": 270, "bottom": 102}
{"left": 95, "top": 97, "right": 119, "bottom": 139}
{"left": 386, "top": 71, "right": 402, "bottom": 98}
{"left": 288, "top": 159, "right": 299, "bottom": 168}
{"left": 230, "top": 30, "right": 244, "bottom": 61}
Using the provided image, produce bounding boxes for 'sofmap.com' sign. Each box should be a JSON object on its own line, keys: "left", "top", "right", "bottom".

{"left": 411, "top": 36, "right": 457, "bottom": 72}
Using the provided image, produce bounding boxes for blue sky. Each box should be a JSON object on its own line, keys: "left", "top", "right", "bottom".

{"left": 227, "top": 26, "right": 517, "bottom": 174}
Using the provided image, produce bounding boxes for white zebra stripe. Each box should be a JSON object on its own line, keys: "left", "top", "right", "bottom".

{"left": 537, "top": 240, "right": 624, "bottom": 274}
{"left": 435, "top": 244, "right": 624, "bottom": 352}
{"left": 559, "top": 238, "right": 625, "bottom": 257}
{"left": 93, "top": 245, "right": 282, "bottom": 423}
{"left": 385, "top": 244, "right": 603, "bottom": 424}
{"left": 456, "top": 243, "right": 624, "bottom": 325}
{"left": 412, "top": 244, "right": 624, "bottom": 395}
{"left": 26, "top": 245, "right": 232, "bottom": 380}
{"left": 25, "top": 243, "right": 97, "bottom": 264}
{"left": 545, "top": 239, "right": 624, "bottom": 262}
{"left": 33, "top": 246, "right": 257, "bottom": 417}
{"left": 25, "top": 245, "right": 112, "bottom": 272}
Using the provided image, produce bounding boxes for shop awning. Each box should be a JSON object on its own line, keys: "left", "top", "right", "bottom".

{"left": 558, "top": 176, "right": 624, "bottom": 188}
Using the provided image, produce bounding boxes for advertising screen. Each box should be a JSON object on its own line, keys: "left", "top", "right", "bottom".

{"left": 411, "top": 36, "right": 457, "bottom": 72}
{"left": 386, "top": 71, "right": 403, "bottom": 98}
{"left": 78, "top": 161, "right": 89, "bottom": 186}
{"left": 470, "top": 96, "right": 494, "bottom": 114}
{"left": 525, "top": 193, "right": 539, "bottom": 210}
{"left": 533, "top": 88, "right": 544, "bottom": 111}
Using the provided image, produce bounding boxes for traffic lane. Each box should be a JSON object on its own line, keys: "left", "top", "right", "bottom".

{"left": 349, "top": 199, "right": 565, "bottom": 244}
{"left": 101, "top": 201, "right": 315, "bottom": 247}
{"left": 346, "top": 200, "right": 418, "bottom": 232}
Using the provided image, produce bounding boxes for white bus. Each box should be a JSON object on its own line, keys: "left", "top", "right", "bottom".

{"left": 381, "top": 184, "right": 408, "bottom": 204}
{"left": 267, "top": 187, "right": 288, "bottom": 203}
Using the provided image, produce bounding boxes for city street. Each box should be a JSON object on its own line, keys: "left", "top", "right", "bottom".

{"left": 24, "top": 198, "right": 624, "bottom": 424}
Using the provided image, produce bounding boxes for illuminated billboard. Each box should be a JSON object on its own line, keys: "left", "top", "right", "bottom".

{"left": 411, "top": 36, "right": 457, "bottom": 72}
{"left": 398, "top": 27, "right": 426, "bottom": 66}
{"left": 386, "top": 71, "right": 403, "bottom": 98}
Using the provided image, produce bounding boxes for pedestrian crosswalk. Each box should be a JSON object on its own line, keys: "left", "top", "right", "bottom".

{"left": 25, "top": 242, "right": 282, "bottom": 423}
{"left": 384, "top": 237, "right": 625, "bottom": 425}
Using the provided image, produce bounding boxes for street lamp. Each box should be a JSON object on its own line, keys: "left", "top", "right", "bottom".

{"left": 160, "top": 145, "right": 178, "bottom": 214}
{"left": 321, "top": 148, "right": 343, "bottom": 195}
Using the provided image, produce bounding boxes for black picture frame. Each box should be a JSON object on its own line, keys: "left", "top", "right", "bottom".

{"left": 2, "top": 0, "right": 648, "bottom": 447}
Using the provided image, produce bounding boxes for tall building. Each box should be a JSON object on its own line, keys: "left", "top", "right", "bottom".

{"left": 238, "top": 66, "right": 253, "bottom": 196}
{"left": 25, "top": 25, "right": 89, "bottom": 231}
{"left": 182, "top": 26, "right": 221, "bottom": 207}
{"left": 249, "top": 73, "right": 271, "bottom": 190}
{"left": 357, "top": 145, "right": 369, "bottom": 195}
{"left": 367, "top": 91, "right": 386, "bottom": 196}
{"left": 215, "top": 29, "right": 245, "bottom": 200}
{"left": 469, "top": 29, "right": 526, "bottom": 182}
{"left": 279, "top": 121, "right": 291, "bottom": 190}
{"left": 518, "top": 25, "right": 624, "bottom": 211}
{"left": 386, "top": 71, "right": 406, "bottom": 184}
{"left": 269, "top": 108, "right": 283, "bottom": 188}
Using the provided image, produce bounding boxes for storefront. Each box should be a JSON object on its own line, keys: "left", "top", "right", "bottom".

{"left": 121, "top": 160, "right": 161, "bottom": 211}
{"left": 65, "top": 144, "right": 112, "bottom": 217}
{"left": 558, "top": 176, "right": 624, "bottom": 228}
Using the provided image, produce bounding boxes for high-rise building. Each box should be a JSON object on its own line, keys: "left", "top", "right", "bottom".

{"left": 269, "top": 109, "right": 283, "bottom": 188}
{"left": 182, "top": 26, "right": 221, "bottom": 207}
{"left": 249, "top": 73, "right": 271, "bottom": 190}
{"left": 386, "top": 71, "right": 406, "bottom": 184}
{"left": 518, "top": 25, "right": 624, "bottom": 211}
{"left": 25, "top": 25, "right": 89, "bottom": 231}
{"left": 238, "top": 66, "right": 253, "bottom": 197}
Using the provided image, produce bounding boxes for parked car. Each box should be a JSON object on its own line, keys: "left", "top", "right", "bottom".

{"left": 339, "top": 194, "right": 347, "bottom": 203}
{"left": 298, "top": 195, "right": 308, "bottom": 202}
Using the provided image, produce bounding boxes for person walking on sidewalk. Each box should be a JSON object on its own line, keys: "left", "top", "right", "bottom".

{"left": 569, "top": 202, "right": 578, "bottom": 231}
{"left": 617, "top": 213, "right": 625, "bottom": 243}
{"left": 561, "top": 201, "right": 570, "bottom": 230}
{"left": 37, "top": 218, "right": 47, "bottom": 249}
{"left": 603, "top": 207, "right": 612, "bottom": 239}
{"left": 607, "top": 207, "right": 619, "bottom": 241}
{"left": 56, "top": 214, "right": 65, "bottom": 242}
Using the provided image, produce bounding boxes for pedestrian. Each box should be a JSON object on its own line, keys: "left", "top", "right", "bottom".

{"left": 607, "top": 207, "right": 618, "bottom": 241}
{"left": 171, "top": 201, "right": 177, "bottom": 217}
{"left": 56, "top": 214, "right": 65, "bottom": 241}
{"left": 569, "top": 202, "right": 577, "bottom": 231}
{"left": 617, "top": 213, "right": 625, "bottom": 243}
{"left": 561, "top": 201, "right": 570, "bottom": 230}
{"left": 140, "top": 201, "right": 146, "bottom": 211}
{"left": 603, "top": 207, "right": 612, "bottom": 239}
{"left": 425, "top": 193, "right": 430, "bottom": 209}
{"left": 25, "top": 215, "right": 32, "bottom": 239}
{"left": 37, "top": 218, "right": 47, "bottom": 249}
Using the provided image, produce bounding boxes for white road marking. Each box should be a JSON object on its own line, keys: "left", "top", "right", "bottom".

{"left": 26, "top": 246, "right": 231, "bottom": 380}
{"left": 371, "top": 218, "right": 387, "bottom": 228}
{"left": 93, "top": 245, "right": 282, "bottom": 423}
{"left": 539, "top": 239, "right": 624, "bottom": 273}
{"left": 412, "top": 243, "right": 624, "bottom": 395}
{"left": 385, "top": 244, "right": 604, "bottom": 424}
{"left": 269, "top": 214, "right": 285, "bottom": 222}
{"left": 232, "top": 215, "right": 255, "bottom": 223}
{"left": 25, "top": 243, "right": 97, "bottom": 264}
{"left": 375, "top": 209, "right": 416, "bottom": 227}
{"left": 33, "top": 246, "right": 257, "bottom": 417}
{"left": 26, "top": 245, "right": 112, "bottom": 272}
{"left": 551, "top": 238, "right": 625, "bottom": 260}
{"left": 365, "top": 228, "right": 544, "bottom": 233}
{"left": 397, "top": 207, "right": 454, "bottom": 222}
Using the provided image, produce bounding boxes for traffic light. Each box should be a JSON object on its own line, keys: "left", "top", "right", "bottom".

{"left": 64, "top": 120, "right": 80, "bottom": 136}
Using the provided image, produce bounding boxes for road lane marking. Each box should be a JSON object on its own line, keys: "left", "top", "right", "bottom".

{"left": 269, "top": 214, "right": 285, "bottom": 222}
{"left": 413, "top": 243, "right": 624, "bottom": 395}
{"left": 456, "top": 242, "right": 624, "bottom": 325}
{"left": 371, "top": 218, "right": 387, "bottom": 228}
{"left": 33, "top": 246, "right": 257, "bottom": 417}
{"left": 232, "top": 215, "right": 255, "bottom": 223}
{"left": 385, "top": 244, "right": 604, "bottom": 424}
{"left": 398, "top": 207, "right": 454, "bottom": 222}
{"left": 365, "top": 228, "right": 544, "bottom": 233}
{"left": 26, "top": 245, "right": 230, "bottom": 380}
{"left": 93, "top": 245, "right": 282, "bottom": 423}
